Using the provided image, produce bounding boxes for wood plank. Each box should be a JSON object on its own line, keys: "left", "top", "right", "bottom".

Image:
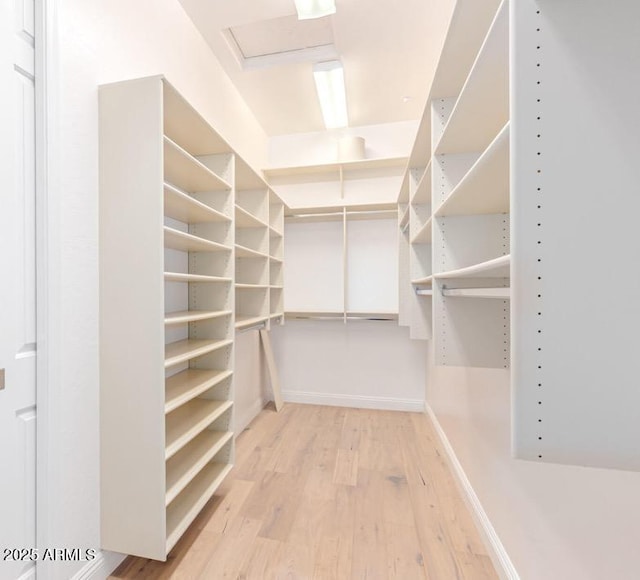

{"left": 259, "top": 329, "right": 284, "bottom": 411}
{"left": 333, "top": 448, "right": 359, "bottom": 486}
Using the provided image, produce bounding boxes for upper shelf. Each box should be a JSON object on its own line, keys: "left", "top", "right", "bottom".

{"left": 164, "top": 137, "right": 230, "bottom": 193}
{"left": 411, "top": 217, "right": 432, "bottom": 244}
{"left": 435, "top": 254, "right": 510, "bottom": 280}
{"left": 236, "top": 155, "right": 268, "bottom": 191}
{"left": 164, "top": 183, "right": 230, "bottom": 224}
{"left": 235, "top": 205, "right": 269, "bottom": 229}
{"left": 164, "top": 227, "right": 231, "bottom": 253}
{"left": 434, "top": 0, "right": 509, "bottom": 156}
{"left": 264, "top": 157, "right": 407, "bottom": 181}
{"left": 435, "top": 123, "right": 509, "bottom": 217}
{"left": 163, "top": 80, "right": 232, "bottom": 157}
{"left": 412, "top": 162, "right": 432, "bottom": 205}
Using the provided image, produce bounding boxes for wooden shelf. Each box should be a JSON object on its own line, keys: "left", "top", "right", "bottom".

{"left": 269, "top": 256, "right": 283, "bottom": 263}
{"left": 412, "top": 163, "right": 432, "bottom": 204}
{"left": 166, "top": 429, "right": 233, "bottom": 505}
{"left": 165, "top": 461, "right": 233, "bottom": 553}
{"left": 236, "top": 156, "right": 267, "bottom": 190}
{"left": 270, "top": 285, "right": 284, "bottom": 290}
{"left": 165, "top": 399, "right": 233, "bottom": 460}
{"left": 163, "top": 81, "right": 231, "bottom": 157}
{"left": 235, "top": 205, "right": 269, "bottom": 229}
{"left": 411, "top": 276, "right": 433, "bottom": 286}
{"left": 235, "top": 315, "right": 268, "bottom": 330}
{"left": 399, "top": 206, "right": 410, "bottom": 230}
{"left": 163, "top": 136, "right": 230, "bottom": 192}
{"left": 235, "top": 284, "right": 269, "bottom": 290}
{"left": 435, "top": 1, "right": 509, "bottom": 155}
{"left": 269, "top": 225, "right": 284, "bottom": 237}
{"left": 436, "top": 123, "right": 510, "bottom": 217}
{"left": 165, "top": 369, "right": 233, "bottom": 414}
{"left": 164, "top": 272, "right": 232, "bottom": 284}
{"left": 164, "top": 227, "right": 231, "bottom": 253}
{"left": 264, "top": 156, "right": 408, "bottom": 180}
{"left": 235, "top": 244, "right": 268, "bottom": 259}
{"left": 442, "top": 287, "right": 510, "bottom": 299}
{"left": 164, "top": 310, "right": 232, "bottom": 325}
{"left": 411, "top": 217, "right": 432, "bottom": 244}
{"left": 164, "top": 339, "right": 233, "bottom": 368}
{"left": 435, "top": 254, "right": 510, "bottom": 280}
{"left": 164, "top": 182, "right": 230, "bottom": 224}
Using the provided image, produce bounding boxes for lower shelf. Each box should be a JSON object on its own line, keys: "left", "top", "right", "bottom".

{"left": 165, "top": 369, "right": 233, "bottom": 414}
{"left": 235, "top": 315, "right": 268, "bottom": 330}
{"left": 165, "top": 430, "right": 233, "bottom": 505}
{"left": 165, "top": 399, "right": 233, "bottom": 460}
{"left": 166, "top": 461, "right": 233, "bottom": 554}
{"left": 164, "top": 338, "right": 233, "bottom": 368}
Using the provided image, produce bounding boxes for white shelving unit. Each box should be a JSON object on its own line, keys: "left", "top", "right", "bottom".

{"left": 99, "top": 76, "right": 284, "bottom": 560}
{"left": 284, "top": 204, "right": 399, "bottom": 323}
{"left": 398, "top": 0, "right": 508, "bottom": 363}
{"left": 234, "top": 156, "right": 270, "bottom": 331}
{"left": 269, "top": 190, "right": 285, "bottom": 321}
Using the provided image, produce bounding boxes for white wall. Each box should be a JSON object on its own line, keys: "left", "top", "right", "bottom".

{"left": 427, "top": 356, "right": 640, "bottom": 580}
{"left": 272, "top": 320, "right": 426, "bottom": 411}
{"left": 47, "top": 0, "right": 269, "bottom": 577}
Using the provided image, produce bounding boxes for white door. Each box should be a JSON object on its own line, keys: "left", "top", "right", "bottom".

{"left": 0, "top": 0, "right": 38, "bottom": 578}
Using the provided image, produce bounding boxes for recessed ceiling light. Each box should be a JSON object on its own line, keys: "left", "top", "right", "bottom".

{"left": 313, "top": 60, "right": 348, "bottom": 129}
{"left": 294, "top": 0, "right": 336, "bottom": 20}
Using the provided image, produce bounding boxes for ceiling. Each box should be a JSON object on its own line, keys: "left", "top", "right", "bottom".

{"left": 177, "top": 0, "right": 437, "bottom": 136}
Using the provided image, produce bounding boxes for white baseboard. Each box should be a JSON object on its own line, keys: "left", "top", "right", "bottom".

{"left": 70, "top": 551, "right": 126, "bottom": 580}
{"left": 282, "top": 390, "right": 424, "bottom": 412}
{"left": 424, "top": 403, "right": 520, "bottom": 580}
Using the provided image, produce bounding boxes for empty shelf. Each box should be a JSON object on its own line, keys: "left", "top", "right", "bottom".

{"left": 164, "top": 272, "right": 232, "bottom": 284}
{"left": 411, "top": 276, "right": 433, "bottom": 286}
{"left": 163, "top": 136, "right": 230, "bottom": 192}
{"left": 411, "top": 162, "right": 432, "bottom": 204}
{"left": 270, "top": 285, "right": 284, "bottom": 290}
{"left": 165, "top": 398, "right": 233, "bottom": 460}
{"left": 166, "top": 429, "right": 233, "bottom": 505}
{"left": 235, "top": 244, "right": 268, "bottom": 259}
{"left": 164, "top": 227, "right": 231, "bottom": 253}
{"left": 165, "top": 461, "right": 233, "bottom": 553}
{"left": 435, "top": 1, "right": 509, "bottom": 155}
{"left": 436, "top": 123, "right": 510, "bottom": 217}
{"left": 411, "top": 217, "right": 432, "bottom": 244}
{"left": 164, "top": 310, "right": 232, "bottom": 325}
{"left": 269, "top": 225, "right": 284, "bottom": 237}
{"left": 235, "top": 205, "right": 269, "bottom": 229}
{"left": 435, "top": 255, "right": 510, "bottom": 279}
{"left": 235, "top": 315, "right": 268, "bottom": 330}
{"left": 235, "top": 283, "right": 269, "bottom": 289}
{"left": 442, "top": 287, "right": 510, "bottom": 299}
{"left": 269, "top": 256, "right": 284, "bottom": 263}
{"left": 399, "top": 206, "right": 410, "bottom": 229}
{"left": 164, "top": 182, "right": 230, "bottom": 224}
{"left": 165, "top": 369, "right": 233, "bottom": 414}
{"left": 164, "top": 338, "right": 233, "bottom": 368}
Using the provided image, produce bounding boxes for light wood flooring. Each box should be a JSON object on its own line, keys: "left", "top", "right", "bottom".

{"left": 111, "top": 403, "right": 498, "bottom": 579}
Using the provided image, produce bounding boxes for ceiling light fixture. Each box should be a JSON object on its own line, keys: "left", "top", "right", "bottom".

{"left": 294, "top": 0, "right": 336, "bottom": 20}
{"left": 313, "top": 60, "right": 348, "bottom": 129}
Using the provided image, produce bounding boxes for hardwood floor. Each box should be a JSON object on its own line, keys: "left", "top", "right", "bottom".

{"left": 111, "top": 404, "right": 498, "bottom": 579}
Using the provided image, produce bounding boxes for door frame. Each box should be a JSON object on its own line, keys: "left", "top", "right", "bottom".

{"left": 35, "top": 0, "right": 58, "bottom": 575}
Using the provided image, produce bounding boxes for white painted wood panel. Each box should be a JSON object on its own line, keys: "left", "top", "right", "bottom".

{"left": 511, "top": 0, "right": 640, "bottom": 469}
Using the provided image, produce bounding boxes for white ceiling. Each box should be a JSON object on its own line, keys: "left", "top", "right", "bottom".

{"left": 178, "top": 0, "right": 435, "bottom": 136}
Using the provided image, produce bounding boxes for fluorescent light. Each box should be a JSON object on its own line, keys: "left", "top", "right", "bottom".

{"left": 313, "top": 60, "right": 348, "bottom": 129}
{"left": 294, "top": 0, "right": 336, "bottom": 20}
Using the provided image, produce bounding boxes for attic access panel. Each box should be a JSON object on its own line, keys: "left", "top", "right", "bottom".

{"left": 225, "top": 14, "right": 337, "bottom": 68}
